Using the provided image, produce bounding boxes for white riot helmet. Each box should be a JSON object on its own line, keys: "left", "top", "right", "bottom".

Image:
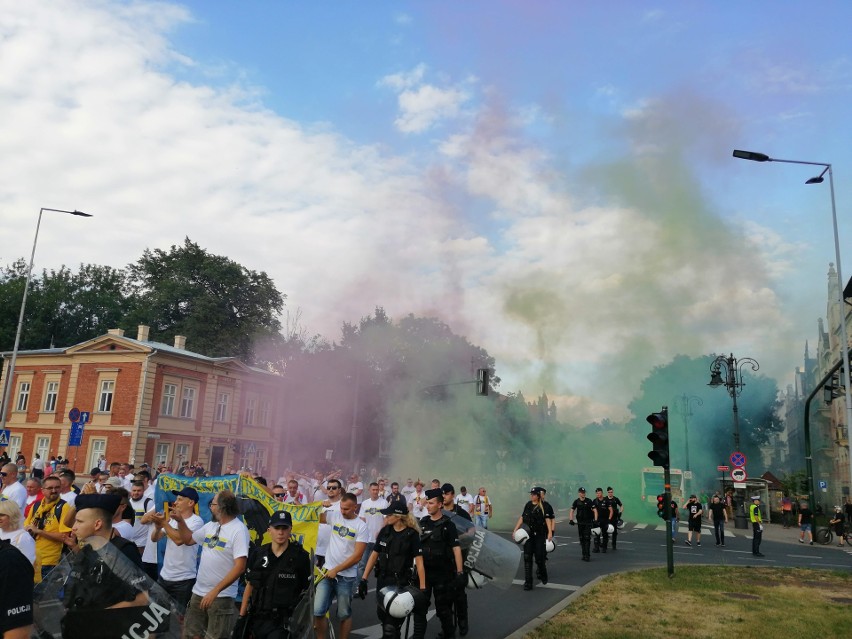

{"left": 607, "top": 524, "right": 615, "bottom": 534}
{"left": 616, "top": 518, "right": 625, "bottom": 529}
{"left": 379, "top": 586, "right": 415, "bottom": 619}
{"left": 591, "top": 526, "right": 602, "bottom": 537}
{"left": 513, "top": 524, "right": 530, "bottom": 544}
{"left": 466, "top": 570, "right": 489, "bottom": 590}
{"left": 545, "top": 538, "right": 556, "bottom": 553}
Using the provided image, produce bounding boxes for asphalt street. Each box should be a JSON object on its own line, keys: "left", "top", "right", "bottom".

{"left": 345, "top": 518, "right": 852, "bottom": 639}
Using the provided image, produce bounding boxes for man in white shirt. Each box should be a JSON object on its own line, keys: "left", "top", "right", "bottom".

{"left": 409, "top": 479, "right": 427, "bottom": 519}
{"left": 284, "top": 479, "right": 305, "bottom": 505}
{"left": 1, "top": 463, "right": 27, "bottom": 510}
{"left": 150, "top": 485, "right": 204, "bottom": 610}
{"left": 128, "top": 481, "right": 154, "bottom": 553}
{"left": 57, "top": 470, "right": 77, "bottom": 508}
{"left": 473, "top": 486, "right": 493, "bottom": 528}
{"left": 455, "top": 486, "right": 476, "bottom": 517}
{"left": 401, "top": 478, "right": 416, "bottom": 502}
{"left": 315, "top": 478, "right": 343, "bottom": 568}
{"left": 314, "top": 491, "right": 369, "bottom": 639}
{"left": 174, "top": 489, "right": 249, "bottom": 639}
{"left": 346, "top": 473, "right": 364, "bottom": 505}
{"left": 356, "top": 482, "right": 388, "bottom": 582}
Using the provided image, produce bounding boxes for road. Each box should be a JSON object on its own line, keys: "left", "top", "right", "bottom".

{"left": 345, "top": 519, "right": 852, "bottom": 638}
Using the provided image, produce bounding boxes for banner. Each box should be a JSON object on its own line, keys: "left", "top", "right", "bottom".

{"left": 155, "top": 474, "right": 321, "bottom": 553}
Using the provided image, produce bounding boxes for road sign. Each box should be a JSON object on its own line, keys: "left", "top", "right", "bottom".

{"left": 0, "top": 429, "right": 10, "bottom": 447}
{"left": 68, "top": 422, "right": 84, "bottom": 447}
{"left": 246, "top": 442, "right": 257, "bottom": 454}
{"left": 818, "top": 480, "right": 827, "bottom": 489}
{"left": 69, "top": 407, "right": 80, "bottom": 422}
{"left": 80, "top": 411, "right": 90, "bottom": 424}
{"left": 730, "top": 452, "right": 747, "bottom": 467}
{"left": 717, "top": 465, "right": 730, "bottom": 471}
{"left": 731, "top": 467, "right": 747, "bottom": 482}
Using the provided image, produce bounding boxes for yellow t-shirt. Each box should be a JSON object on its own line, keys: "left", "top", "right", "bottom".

{"left": 25, "top": 498, "right": 71, "bottom": 570}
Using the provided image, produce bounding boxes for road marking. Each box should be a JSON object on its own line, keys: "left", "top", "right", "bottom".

{"left": 511, "top": 579, "right": 580, "bottom": 591}
{"left": 787, "top": 554, "right": 821, "bottom": 559}
{"left": 633, "top": 523, "right": 648, "bottom": 529}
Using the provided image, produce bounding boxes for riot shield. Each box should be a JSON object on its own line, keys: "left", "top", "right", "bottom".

{"left": 445, "top": 512, "right": 521, "bottom": 589}
{"left": 33, "top": 540, "right": 182, "bottom": 639}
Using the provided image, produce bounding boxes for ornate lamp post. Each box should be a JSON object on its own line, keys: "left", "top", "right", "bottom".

{"left": 709, "top": 353, "right": 759, "bottom": 529}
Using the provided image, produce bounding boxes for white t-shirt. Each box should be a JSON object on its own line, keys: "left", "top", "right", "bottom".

{"left": 401, "top": 484, "right": 416, "bottom": 501}
{"left": 159, "top": 513, "right": 204, "bottom": 581}
{"left": 325, "top": 509, "right": 370, "bottom": 577}
{"left": 473, "top": 494, "right": 492, "bottom": 517}
{"left": 315, "top": 500, "right": 340, "bottom": 557}
{"left": 410, "top": 491, "right": 427, "bottom": 519}
{"left": 113, "top": 520, "right": 134, "bottom": 539}
{"left": 191, "top": 517, "right": 250, "bottom": 598}
{"left": 347, "top": 482, "right": 364, "bottom": 503}
{"left": 455, "top": 493, "right": 475, "bottom": 513}
{"left": 59, "top": 490, "right": 77, "bottom": 508}
{"left": 32, "top": 458, "right": 44, "bottom": 472}
{"left": 129, "top": 496, "right": 155, "bottom": 547}
{"left": 1, "top": 481, "right": 27, "bottom": 511}
{"left": 0, "top": 528, "right": 36, "bottom": 564}
{"left": 359, "top": 497, "right": 389, "bottom": 541}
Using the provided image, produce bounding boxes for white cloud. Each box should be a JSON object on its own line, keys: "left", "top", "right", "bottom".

{"left": 379, "top": 64, "right": 474, "bottom": 133}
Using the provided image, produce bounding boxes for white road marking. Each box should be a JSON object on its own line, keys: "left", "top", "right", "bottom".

{"left": 511, "top": 579, "right": 580, "bottom": 591}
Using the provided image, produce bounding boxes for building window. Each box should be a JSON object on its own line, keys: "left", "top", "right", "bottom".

{"left": 215, "top": 392, "right": 230, "bottom": 422}
{"left": 161, "top": 383, "right": 177, "bottom": 416}
{"left": 259, "top": 399, "right": 271, "bottom": 427}
{"left": 180, "top": 387, "right": 195, "bottom": 419}
{"left": 155, "top": 442, "right": 171, "bottom": 467}
{"left": 175, "top": 443, "right": 190, "bottom": 468}
{"left": 15, "top": 381, "right": 30, "bottom": 412}
{"left": 98, "top": 380, "right": 114, "bottom": 412}
{"left": 43, "top": 381, "right": 59, "bottom": 413}
{"left": 36, "top": 436, "right": 50, "bottom": 461}
{"left": 87, "top": 438, "right": 106, "bottom": 471}
{"left": 9, "top": 435, "right": 21, "bottom": 460}
{"left": 245, "top": 397, "right": 256, "bottom": 426}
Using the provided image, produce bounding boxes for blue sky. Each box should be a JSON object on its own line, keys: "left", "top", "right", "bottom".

{"left": 2, "top": 1, "right": 851, "bottom": 422}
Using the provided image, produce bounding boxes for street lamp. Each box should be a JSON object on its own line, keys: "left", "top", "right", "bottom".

{"left": 0, "top": 207, "right": 93, "bottom": 431}
{"left": 734, "top": 149, "right": 852, "bottom": 508}
{"left": 709, "top": 352, "right": 759, "bottom": 529}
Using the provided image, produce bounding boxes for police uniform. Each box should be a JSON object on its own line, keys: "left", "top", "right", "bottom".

{"left": 441, "top": 484, "right": 471, "bottom": 637}
{"left": 749, "top": 496, "right": 764, "bottom": 557}
{"left": 243, "top": 512, "right": 312, "bottom": 639}
{"left": 592, "top": 488, "right": 612, "bottom": 552}
{"left": 420, "top": 488, "right": 464, "bottom": 639}
{"left": 607, "top": 488, "right": 623, "bottom": 550}
{"left": 372, "top": 504, "right": 425, "bottom": 639}
{"left": 0, "top": 540, "right": 34, "bottom": 636}
{"left": 570, "top": 488, "right": 597, "bottom": 561}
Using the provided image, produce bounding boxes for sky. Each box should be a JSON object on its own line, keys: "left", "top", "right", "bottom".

{"left": 2, "top": 0, "right": 852, "bottom": 425}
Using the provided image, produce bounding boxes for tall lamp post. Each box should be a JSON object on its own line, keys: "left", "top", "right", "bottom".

{"left": 734, "top": 149, "right": 852, "bottom": 507}
{"left": 709, "top": 352, "right": 759, "bottom": 529}
{"left": 672, "top": 394, "right": 702, "bottom": 486}
{"left": 0, "top": 208, "right": 93, "bottom": 432}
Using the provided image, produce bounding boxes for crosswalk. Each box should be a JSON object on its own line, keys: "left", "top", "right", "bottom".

{"left": 631, "top": 522, "right": 742, "bottom": 538}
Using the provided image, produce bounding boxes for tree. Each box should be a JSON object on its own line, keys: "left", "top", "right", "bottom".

{"left": 126, "top": 238, "right": 284, "bottom": 362}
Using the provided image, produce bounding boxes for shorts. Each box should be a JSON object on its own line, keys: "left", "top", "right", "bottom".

{"left": 800, "top": 523, "right": 812, "bottom": 532}
{"left": 688, "top": 520, "right": 702, "bottom": 532}
{"left": 313, "top": 574, "right": 356, "bottom": 620}
{"left": 183, "top": 593, "right": 235, "bottom": 639}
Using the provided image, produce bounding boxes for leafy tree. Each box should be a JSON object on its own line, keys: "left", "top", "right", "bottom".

{"left": 126, "top": 238, "right": 284, "bottom": 362}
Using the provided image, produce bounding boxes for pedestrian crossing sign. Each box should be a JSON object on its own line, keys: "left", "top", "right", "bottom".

{"left": 0, "top": 429, "right": 10, "bottom": 447}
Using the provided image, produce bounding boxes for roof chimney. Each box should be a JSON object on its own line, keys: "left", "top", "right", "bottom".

{"left": 137, "top": 325, "right": 150, "bottom": 342}
{"left": 174, "top": 335, "right": 186, "bottom": 350}
{"left": 107, "top": 328, "right": 125, "bottom": 337}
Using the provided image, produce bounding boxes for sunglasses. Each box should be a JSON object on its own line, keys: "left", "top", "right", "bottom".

{"left": 273, "top": 493, "right": 286, "bottom": 498}
{"left": 0, "top": 472, "right": 6, "bottom": 477}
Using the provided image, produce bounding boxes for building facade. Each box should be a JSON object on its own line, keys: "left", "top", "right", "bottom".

{"left": 1, "top": 326, "right": 284, "bottom": 476}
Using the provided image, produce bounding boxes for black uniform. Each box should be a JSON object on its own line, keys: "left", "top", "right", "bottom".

{"left": 244, "top": 540, "right": 312, "bottom": 639}
{"left": 608, "top": 494, "right": 623, "bottom": 549}
{"left": 520, "top": 501, "right": 553, "bottom": 588}
{"left": 445, "top": 505, "right": 470, "bottom": 636}
{"left": 592, "top": 495, "right": 612, "bottom": 552}
{"left": 570, "top": 497, "right": 597, "bottom": 561}
{"left": 420, "top": 514, "right": 463, "bottom": 639}
{"left": 0, "top": 540, "right": 33, "bottom": 636}
{"left": 373, "top": 524, "right": 425, "bottom": 639}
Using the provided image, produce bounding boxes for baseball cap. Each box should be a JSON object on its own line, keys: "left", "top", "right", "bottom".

{"left": 269, "top": 511, "right": 293, "bottom": 528}
{"left": 105, "top": 477, "right": 123, "bottom": 488}
{"left": 751, "top": 495, "right": 761, "bottom": 500}
{"left": 381, "top": 504, "right": 407, "bottom": 516}
{"left": 530, "top": 487, "right": 542, "bottom": 496}
{"left": 171, "top": 486, "right": 200, "bottom": 502}
{"left": 441, "top": 483, "right": 455, "bottom": 494}
{"left": 578, "top": 487, "right": 586, "bottom": 493}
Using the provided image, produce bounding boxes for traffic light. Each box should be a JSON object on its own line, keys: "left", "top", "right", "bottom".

{"left": 646, "top": 407, "right": 669, "bottom": 468}
{"left": 476, "top": 368, "right": 489, "bottom": 396}
{"left": 656, "top": 494, "right": 665, "bottom": 519}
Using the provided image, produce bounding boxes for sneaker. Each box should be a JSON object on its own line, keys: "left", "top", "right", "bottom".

{"left": 721, "top": 543, "right": 725, "bottom": 547}
{"left": 715, "top": 543, "right": 720, "bottom": 546}
{"left": 697, "top": 542, "right": 701, "bottom": 546}
{"left": 810, "top": 541, "right": 814, "bottom": 545}
{"left": 685, "top": 539, "right": 691, "bottom": 546}
{"left": 799, "top": 539, "right": 804, "bottom": 543}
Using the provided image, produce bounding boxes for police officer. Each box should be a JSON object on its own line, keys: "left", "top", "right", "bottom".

{"left": 591, "top": 487, "right": 613, "bottom": 553}
{"left": 749, "top": 495, "right": 765, "bottom": 557}
{"left": 359, "top": 503, "right": 427, "bottom": 639}
{"left": 606, "top": 487, "right": 623, "bottom": 550}
{"left": 420, "top": 488, "right": 465, "bottom": 639}
{"left": 568, "top": 487, "right": 597, "bottom": 562}
{"left": 441, "top": 483, "right": 470, "bottom": 636}
{"left": 236, "top": 510, "right": 311, "bottom": 639}
{"left": 513, "top": 487, "right": 552, "bottom": 590}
